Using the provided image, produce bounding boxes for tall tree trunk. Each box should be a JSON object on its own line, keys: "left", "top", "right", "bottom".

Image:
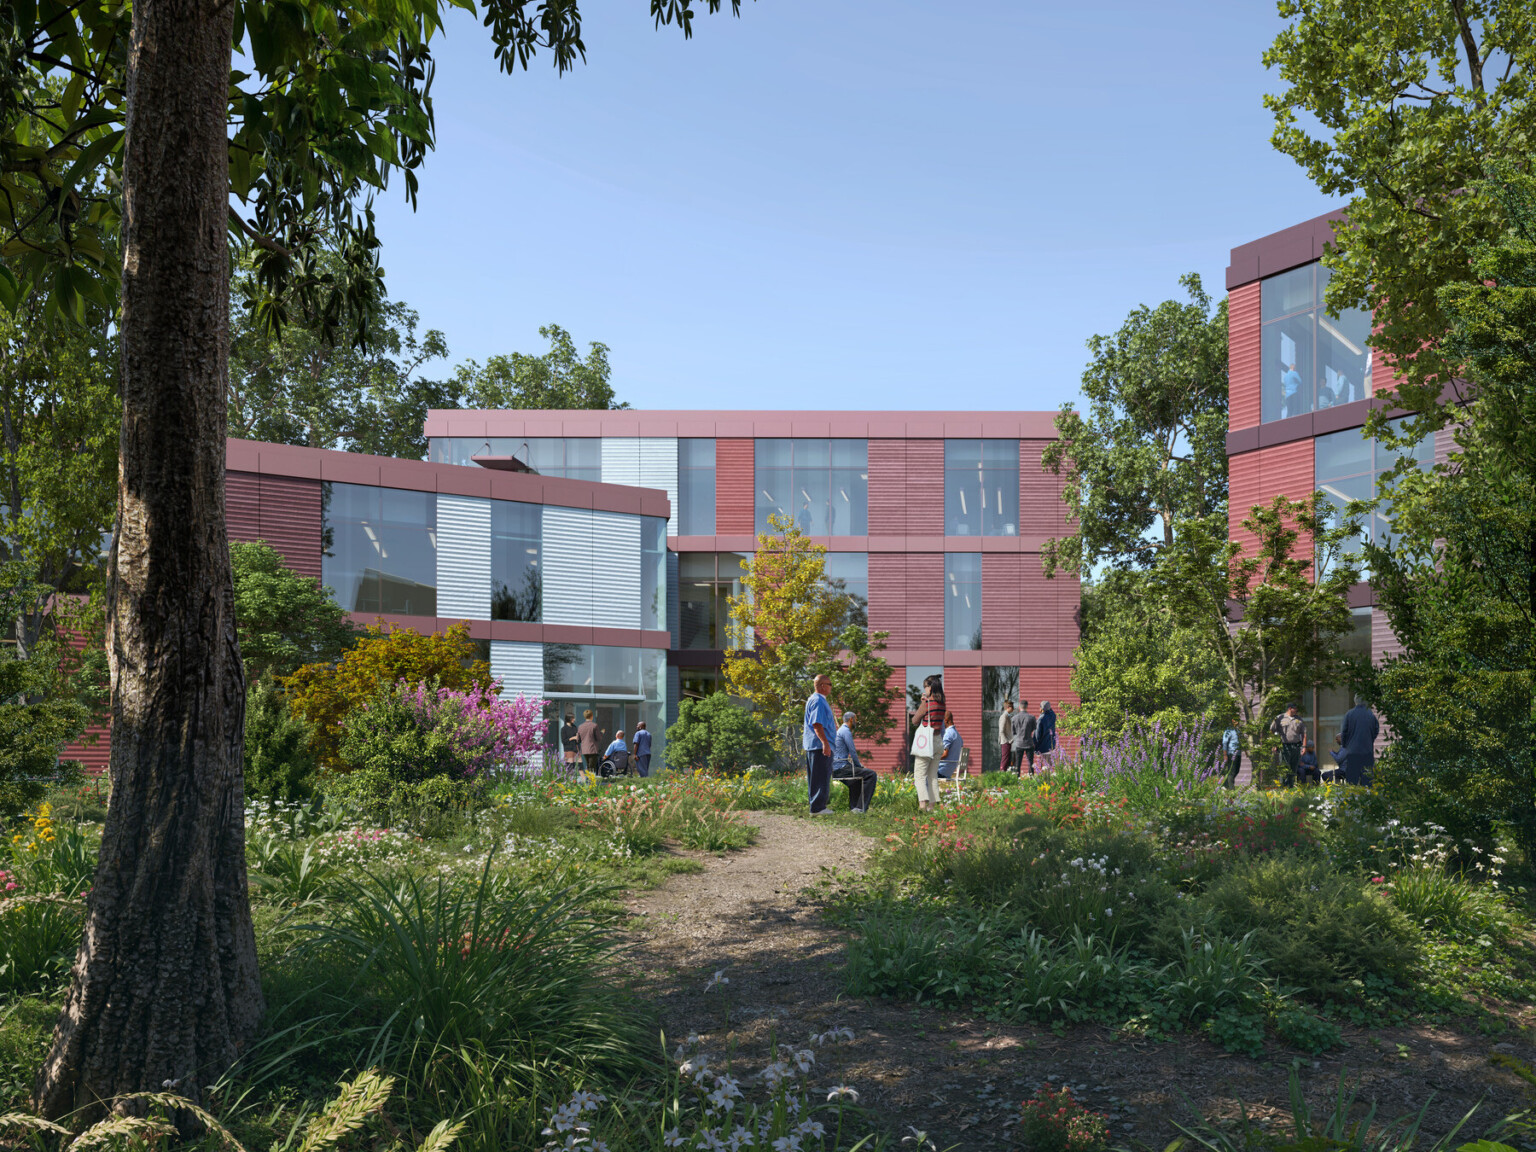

{"left": 34, "top": 0, "right": 261, "bottom": 1122}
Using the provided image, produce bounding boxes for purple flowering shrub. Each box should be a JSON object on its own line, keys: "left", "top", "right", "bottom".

{"left": 1077, "top": 721, "right": 1223, "bottom": 808}
{"left": 399, "top": 681, "right": 546, "bottom": 780}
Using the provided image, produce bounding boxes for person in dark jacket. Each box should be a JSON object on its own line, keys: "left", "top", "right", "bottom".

{"left": 1336, "top": 695, "right": 1380, "bottom": 786}
{"left": 1012, "top": 700, "right": 1037, "bottom": 775}
{"left": 1035, "top": 701, "right": 1058, "bottom": 770}
{"left": 633, "top": 720, "right": 653, "bottom": 777}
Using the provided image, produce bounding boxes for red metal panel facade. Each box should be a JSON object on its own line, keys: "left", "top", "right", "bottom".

{"left": 945, "top": 666, "right": 982, "bottom": 765}
{"left": 904, "top": 553, "right": 944, "bottom": 649}
{"left": 981, "top": 554, "right": 1021, "bottom": 650}
{"left": 1018, "top": 440, "right": 1070, "bottom": 538}
{"left": 903, "top": 441, "right": 944, "bottom": 536}
{"left": 715, "top": 438, "right": 754, "bottom": 534}
{"left": 1228, "top": 440, "right": 1314, "bottom": 562}
{"left": 227, "top": 471, "right": 262, "bottom": 543}
{"left": 867, "top": 553, "right": 907, "bottom": 649}
{"left": 1018, "top": 562, "right": 1077, "bottom": 663}
{"left": 259, "top": 475, "right": 323, "bottom": 577}
{"left": 867, "top": 439, "right": 906, "bottom": 537}
{"left": 1229, "top": 281, "right": 1261, "bottom": 431}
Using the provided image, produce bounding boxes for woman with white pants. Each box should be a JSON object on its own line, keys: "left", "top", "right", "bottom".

{"left": 909, "top": 675, "right": 946, "bottom": 811}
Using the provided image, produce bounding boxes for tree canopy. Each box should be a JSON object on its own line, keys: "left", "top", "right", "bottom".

{"left": 230, "top": 541, "right": 360, "bottom": 682}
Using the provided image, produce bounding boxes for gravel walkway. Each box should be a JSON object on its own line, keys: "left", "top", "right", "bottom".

{"left": 625, "top": 812, "right": 1534, "bottom": 1151}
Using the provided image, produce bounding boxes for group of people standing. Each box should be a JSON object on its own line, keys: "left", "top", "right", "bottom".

{"left": 995, "top": 697, "right": 1058, "bottom": 778}
{"left": 559, "top": 710, "right": 653, "bottom": 777}
{"left": 1217, "top": 695, "right": 1381, "bottom": 788}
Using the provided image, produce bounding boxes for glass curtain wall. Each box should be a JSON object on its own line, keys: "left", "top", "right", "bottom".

{"left": 1308, "top": 606, "right": 1373, "bottom": 770}
{"left": 755, "top": 439, "right": 868, "bottom": 536}
{"left": 428, "top": 437, "right": 602, "bottom": 479}
{"left": 490, "top": 500, "right": 541, "bottom": 621}
{"left": 677, "top": 553, "right": 748, "bottom": 649}
{"left": 981, "top": 666, "right": 1020, "bottom": 774}
{"left": 944, "top": 440, "right": 1019, "bottom": 536}
{"left": 821, "top": 553, "right": 868, "bottom": 629}
{"left": 541, "top": 644, "right": 666, "bottom": 761}
{"left": 322, "top": 483, "right": 438, "bottom": 615}
{"left": 945, "top": 553, "right": 983, "bottom": 650}
{"left": 1315, "top": 418, "right": 1434, "bottom": 578}
{"left": 642, "top": 516, "right": 667, "bottom": 632}
{"left": 1261, "top": 263, "right": 1373, "bottom": 423}
{"left": 677, "top": 438, "right": 717, "bottom": 535}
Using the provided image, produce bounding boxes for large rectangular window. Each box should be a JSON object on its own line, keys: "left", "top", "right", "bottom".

{"left": 642, "top": 516, "right": 666, "bottom": 632}
{"left": 1315, "top": 418, "right": 1433, "bottom": 577}
{"left": 541, "top": 645, "right": 667, "bottom": 762}
{"left": 677, "top": 553, "right": 747, "bottom": 650}
{"left": 427, "top": 437, "right": 601, "bottom": 480}
{"left": 982, "top": 666, "right": 1021, "bottom": 774}
{"left": 491, "top": 500, "right": 541, "bottom": 622}
{"left": 323, "top": 483, "right": 437, "bottom": 615}
{"left": 678, "top": 438, "right": 717, "bottom": 535}
{"left": 822, "top": 552, "right": 868, "bottom": 629}
{"left": 1311, "top": 607, "right": 1373, "bottom": 757}
{"left": 945, "top": 440, "right": 1019, "bottom": 536}
{"left": 1261, "top": 263, "right": 1373, "bottom": 423}
{"left": 945, "top": 553, "right": 982, "bottom": 650}
{"left": 755, "top": 439, "right": 868, "bottom": 536}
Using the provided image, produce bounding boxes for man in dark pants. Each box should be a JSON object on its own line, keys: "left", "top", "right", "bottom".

{"left": 833, "top": 711, "right": 879, "bottom": 813}
{"left": 577, "top": 709, "right": 602, "bottom": 775}
{"left": 997, "top": 699, "right": 1015, "bottom": 774}
{"left": 1337, "top": 695, "right": 1380, "bottom": 786}
{"left": 633, "top": 720, "right": 653, "bottom": 777}
{"left": 1270, "top": 704, "right": 1307, "bottom": 787}
{"left": 803, "top": 673, "right": 835, "bottom": 815}
{"left": 1012, "top": 700, "right": 1037, "bottom": 774}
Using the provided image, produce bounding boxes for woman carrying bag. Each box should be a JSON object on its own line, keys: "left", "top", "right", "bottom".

{"left": 909, "top": 674, "right": 946, "bottom": 811}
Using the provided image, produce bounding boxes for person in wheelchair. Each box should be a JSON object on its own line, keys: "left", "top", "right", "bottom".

{"left": 600, "top": 730, "right": 633, "bottom": 778}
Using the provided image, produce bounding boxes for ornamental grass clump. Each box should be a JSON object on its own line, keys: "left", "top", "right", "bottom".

{"left": 1017, "top": 1085, "right": 1109, "bottom": 1152}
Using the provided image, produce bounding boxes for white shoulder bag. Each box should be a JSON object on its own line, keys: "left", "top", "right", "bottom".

{"left": 911, "top": 720, "right": 936, "bottom": 759}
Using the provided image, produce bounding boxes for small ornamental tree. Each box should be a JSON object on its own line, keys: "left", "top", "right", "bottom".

{"left": 1157, "top": 496, "right": 1361, "bottom": 775}
{"left": 664, "top": 692, "right": 776, "bottom": 776}
{"left": 231, "top": 541, "right": 360, "bottom": 681}
{"left": 284, "top": 623, "right": 492, "bottom": 768}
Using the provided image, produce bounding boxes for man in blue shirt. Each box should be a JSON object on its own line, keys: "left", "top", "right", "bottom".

{"left": 1282, "top": 361, "right": 1303, "bottom": 418}
{"left": 633, "top": 721, "right": 652, "bottom": 778}
{"left": 833, "top": 711, "right": 879, "bottom": 814}
{"left": 604, "top": 731, "right": 628, "bottom": 759}
{"left": 803, "top": 673, "right": 835, "bottom": 815}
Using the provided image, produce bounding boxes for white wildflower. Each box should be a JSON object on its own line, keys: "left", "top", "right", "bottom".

{"left": 827, "top": 1085, "right": 860, "bottom": 1102}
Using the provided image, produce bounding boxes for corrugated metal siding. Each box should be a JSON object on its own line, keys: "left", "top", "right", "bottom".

{"left": 1229, "top": 440, "right": 1314, "bottom": 561}
{"left": 904, "top": 442, "right": 944, "bottom": 536}
{"left": 1018, "top": 562, "right": 1075, "bottom": 656}
{"left": 945, "top": 666, "right": 982, "bottom": 767}
{"left": 851, "top": 665, "right": 904, "bottom": 771}
{"left": 867, "top": 440, "right": 906, "bottom": 537}
{"left": 258, "top": 476, "right": 323, "bottom": 577}
{"left": 982, "top": 554, "right": 1021, "bottom": 649}
{"left": 1434, "top": 424, "right": 1456, "bottom": 468}
{"left": 868, "top": 553, "right": 906, "bottom": 648}
{"left": 601, "top": 437, "right": 641, "bottom": 486}
{"left": 62, "top": 723, "right": 110, "bottom": 776}
{"left": 906, "top": 553, "right": 944, "bottom": 648}
{"left": 638, "top": 438, "right": 679, "bottom": 537}
{"left": 542, "top": 506, "right": 594, "bottom": 625}
{"left": 716, "top": 438, "right": 754, "bottom": 533}
{"left": 227, "top": 471, "right": 262, "bottom": 544}
{"left": 1371, "top": 605, "right": 1405, "bottom": 663}
{"left": 591, "top": 510, "right": 641, "bottom": 628}
{"left": 491, "top": 640, "right": 544, "bottom": 700}
{"left": 436, "top": 494, "right": 492, "bottom": 620}
{"left": 1019, "top": 440, "right": 1070, "bottom": 537}
{"left": 1229, "top": 281, "right": 1261, "bottom": 431}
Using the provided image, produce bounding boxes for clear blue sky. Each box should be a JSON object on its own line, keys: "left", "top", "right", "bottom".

{"left": 369, "top": 0, "right": 1336, "bottom": 414}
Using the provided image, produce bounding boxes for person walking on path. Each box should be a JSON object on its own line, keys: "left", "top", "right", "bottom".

{"left": 1337, "top": 695, "right": 1381, "bottom": 786}
{"left": 997, "top": 700, "right": 1015, "bottom": 773}
{"left": 577, "top": 709, "right": 602, "bottom": 775}
{"left": 909, "top": 675, "right": 946, "bottom": 811}
{"left": 803, "top": 673, "right": 836, "bottom": 815}
{"left": 1035, "top": 701, "right": 1058, "bottom": 771}
{"left": 560, "top": 712, "right": 579, "bottom": 770}
{"left": 833, "top": 711, "right": 879, "bottom": 814}
{"left": 633, "top": 720, "right": 653, "bottom": 778}
{"left": 1270, "top": 704, "right": 1307, "bottom": 787}
{"left": 1220, "top": 723, "right": 1242, "bottom": 788}
{"left": 1013, "top": 699, "right": 1037, "bottom": 775}
{"left": 937, "top": 710, "right": 964, "bottom": 780}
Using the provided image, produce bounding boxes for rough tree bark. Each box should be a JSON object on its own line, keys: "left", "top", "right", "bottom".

{"left": 33, "top": 0, "right": 262, "bottom": 1121}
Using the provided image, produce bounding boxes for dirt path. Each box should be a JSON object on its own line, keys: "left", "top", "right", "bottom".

{"left": 625, "top": 813, "right": 1534, "bottom": 1151}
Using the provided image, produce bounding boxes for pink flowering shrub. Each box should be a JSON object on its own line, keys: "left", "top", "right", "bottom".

{"left": 399, "top": 680, "right": 546, "bottom": 779}
{"left": 1017, "top": 1085, "right": 1109, "bottom": 1152}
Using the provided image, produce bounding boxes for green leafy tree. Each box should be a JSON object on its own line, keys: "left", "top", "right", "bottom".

{"left": 3, "top": 0, "right": 752, "bottom": 1115}
{"left": 454, "top": 323, "right": 628, "bottom": 412}
{"left": 1363, "top": 166, "right": 1536, "bottom": 853}
{"left": 1158, "top": 496, "right": 1362, "bottom": 777}
{"left": 663, "top": 691, "right": 775, "bottom": 775}
{"left": 230, "top": 541, "right": 360, "bottom": 681}
{"left": 1042, "top": 273, "right": 1228, "bottom": 577}
{"left": 723, "top": 514, "right": 897, "bottom": 761}
{"left": 243, "top": 676, "right": 320, "bottom": 802}
{"left": 1264, "top": 0, "right": 1536, "bottom": 422}
{"left": 1065, "top": 570, "right": 1229, "bottom": 739}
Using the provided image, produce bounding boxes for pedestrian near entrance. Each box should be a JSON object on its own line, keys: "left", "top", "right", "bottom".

{"left": 1013, "top": 700, "right": 1037, "bottom": 774}
{"left": 909, "top": 675, "right": 946, "bottom": 811}
{"left": 937, "top": 711, "right": 964, "bottom": 779}
{"left": 560, "top": 712, "right": 579, "bottom": 769}
{"left": 803, "top": 673, "right": 836, "bottom": 815}
{"left": 833, "top": 711, "right": 879, "bottom": 814}
{"left": 1220, "top": 723, "right": 1241, "bottom": 788}
{"left": 1337, "top": 695, "right": 1380, "bottom": 786}
{"left": 577, "top": 710, "right": 601, "bottom": 775}
{"left": 633, "top": 721, "right": 652, "bottom": 778}
{"left": 1035, "top": 701, "right": 1058, "bottom": 770}
{"left": 997, "top": 700, "right": 1015, "bottom": 773}
{"left": 1270, "top": 704, "right": 1307, "bottom": 786}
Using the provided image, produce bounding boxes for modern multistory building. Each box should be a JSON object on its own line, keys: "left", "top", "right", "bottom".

{"left": 1226, "top": 211, "right": 1451, "bottom": 747}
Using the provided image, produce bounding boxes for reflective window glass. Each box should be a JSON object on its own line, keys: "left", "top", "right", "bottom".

{"left": 822, "top": 553, "right": 868, "bottom": 630}
{"left": 1315, "top": 418, "right": 1435, "bottom": 578}
{"left": 490, "top": 500, "right": 541, "bottom": 622}
{"left": 1261, "top": 262, "right": 1374, "bottom": 423}
{"left": 754, "top": 439, "right": 868, "bottom": 535}
{"left": 642, "top": 516, "right": 667, "bottom": 632}
{"left": 322, "top": 482, "right": 437, "bottom": 616}
{"left": 945, "top": 553, "right": 983, "bottom": 650}
{"left": 678, "top": 438, "right": 716, "bottom": 535}
{"left": 676, "top": 553, "right": 746, "bottom": 649}
{"left": 944, "top": 440, "right": 1019, "bottom": 536}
